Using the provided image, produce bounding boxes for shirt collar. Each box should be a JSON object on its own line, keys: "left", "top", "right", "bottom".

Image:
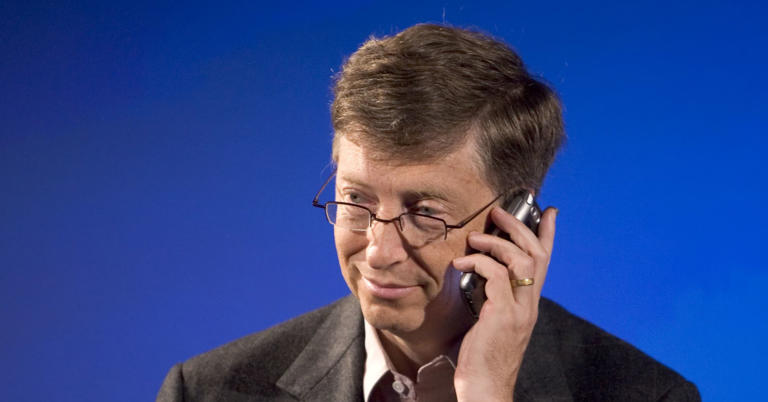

{"left": 363, "top": 319, "right": 392, "bottom": 401}
{"left": 362, "top": 319, "right": 462, "bottom": 401}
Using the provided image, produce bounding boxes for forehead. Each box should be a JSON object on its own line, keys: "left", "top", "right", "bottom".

{"left": 334, "top": 137, "right": 493, "bottom": 201}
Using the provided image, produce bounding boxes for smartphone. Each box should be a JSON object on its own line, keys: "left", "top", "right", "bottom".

{"left": 459, "top": 190, "right": 542, "bottom": 320}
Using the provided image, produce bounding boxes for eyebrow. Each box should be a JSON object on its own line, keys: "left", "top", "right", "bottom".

{"left": 337, "top": 174, "right": 459, "bottom": 206}
{"left": 336, "top": 174, "right": 370, "bottom": 190}
{"left": 403, "top": 189, "right": 453, "bottom": 203}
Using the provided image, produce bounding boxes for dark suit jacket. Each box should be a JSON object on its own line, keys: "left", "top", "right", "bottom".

{"left": 157, "top": 295, "right": 700, "bottom": 401}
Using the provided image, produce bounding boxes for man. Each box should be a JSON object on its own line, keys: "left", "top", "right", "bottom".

{"left": 157, "top": 24, "right": 699, "bottom": 401}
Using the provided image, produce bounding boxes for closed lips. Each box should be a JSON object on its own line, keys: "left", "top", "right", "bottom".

{"left": 362, "top": 277, "right": 418, "bottom": 299}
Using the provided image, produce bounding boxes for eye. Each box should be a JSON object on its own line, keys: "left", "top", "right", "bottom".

{"left": 341, "top": 191, "right": 372, "bottom": 206}
{"left": 412, "top": 205, "right": 439, "bottom": 216}
{"left": 347, "top": 193, "right": 362, "bottom": 203}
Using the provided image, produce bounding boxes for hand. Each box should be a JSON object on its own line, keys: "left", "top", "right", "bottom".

{"left": 451, "top": 206, "right": 557, "bottom": 402}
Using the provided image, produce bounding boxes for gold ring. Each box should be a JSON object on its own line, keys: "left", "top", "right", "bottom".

{"left": 511, "top": 278, "right": 535, "bottom": 288}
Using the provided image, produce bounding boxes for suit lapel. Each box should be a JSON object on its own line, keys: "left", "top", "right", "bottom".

{"left": 275, "top": 296, "right": 573, "bottom": 402}
{"left": 276, "top": 295, "right": 365, "bottom": 402}
{"left": 513, "top": 299, "right": 574, "bottom": 402}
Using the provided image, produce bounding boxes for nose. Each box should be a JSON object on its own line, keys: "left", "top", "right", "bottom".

{"left": 366, "top": 216, "right": 408, "bottom": 270}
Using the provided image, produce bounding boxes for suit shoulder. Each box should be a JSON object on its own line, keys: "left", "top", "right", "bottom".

{"left": 177, "top": 295, "right": 358, "bottom": 399}
{"left": 538, "top": 298, "right": 700, "bottom": 401}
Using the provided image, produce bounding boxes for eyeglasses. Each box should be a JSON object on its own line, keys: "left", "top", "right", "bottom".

{"left": 312, "top": 171, "right": 505, "bottom": 247}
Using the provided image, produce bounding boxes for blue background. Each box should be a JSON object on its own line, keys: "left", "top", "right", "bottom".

{"left": 2, "top": 1, "right": 766, "bottom": 401}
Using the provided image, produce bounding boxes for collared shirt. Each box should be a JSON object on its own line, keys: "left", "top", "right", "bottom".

{"left": 363, "top": 320, "right": 460, "bottom": 402}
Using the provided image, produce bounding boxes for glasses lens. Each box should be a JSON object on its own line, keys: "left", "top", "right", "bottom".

{"left": 402, "top": 214, "right": 447, "bottom": 245}
{"left": 326, "top": 203, "right": 370, "bottom": 231}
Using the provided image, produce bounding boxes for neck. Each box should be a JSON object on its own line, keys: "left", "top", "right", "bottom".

{"left": 378, "top": 310, "right": 472, "bottom": 380}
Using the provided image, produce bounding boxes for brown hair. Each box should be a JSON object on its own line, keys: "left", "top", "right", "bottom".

{"left": 331, "top": 24, "right": 564, "bottom": 195}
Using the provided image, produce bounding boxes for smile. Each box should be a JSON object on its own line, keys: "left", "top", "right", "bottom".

{"left": 362, "top": 277, "right": 418, "bottom": 300}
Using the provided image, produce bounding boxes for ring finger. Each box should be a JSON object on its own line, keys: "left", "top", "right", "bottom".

{"left": 467, "top": 233, "right": 536, "bottom": 305}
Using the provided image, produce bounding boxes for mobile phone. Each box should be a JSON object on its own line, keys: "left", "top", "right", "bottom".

{"left": 459, "top": 190, "right": 542, "bottom": 320}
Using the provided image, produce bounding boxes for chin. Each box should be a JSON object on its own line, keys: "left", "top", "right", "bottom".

{"left": 361, "top": 298, "right": 426, "bottom": 334}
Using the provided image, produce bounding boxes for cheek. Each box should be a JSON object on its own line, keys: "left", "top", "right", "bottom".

{"left": 334, "top": 228, "right": 368, "bottom": 265}
{"left": 421, "top": 237, "right": 469, "bottom": 281}
{"left": 445, "top": 230, "right": 474, "bottom": 259}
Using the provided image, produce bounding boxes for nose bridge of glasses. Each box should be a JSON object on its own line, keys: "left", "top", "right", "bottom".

{"left": 371, "top": 213, "right": 405, "bottom": 232}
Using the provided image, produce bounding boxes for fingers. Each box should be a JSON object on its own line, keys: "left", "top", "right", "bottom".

{"left": 533, "top": 207, "right": 557, "bottom": 294}
{"left": 484, "top": 206, "right": 557, "bottom": 295}
{"left": 451, "top": 206, "right": 557, "bottom": 397}
{"left": 454, "top": 205, "right": 558, "bottom": 303}
{"left": 460, "top": 232, "right": 537, "bottom": 307}
{"left": 487, "top": 206, "right": 541, "bottom": 257}
{"left": 452, "top": 254, "right": 518, "bottom": 308}
{"left": 463, "top": 232, "right": 535, "bottom": 279}
{"left": 537, "top": 207, "right": 558, "bottom": 257}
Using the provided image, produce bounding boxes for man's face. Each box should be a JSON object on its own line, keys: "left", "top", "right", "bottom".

{"left": 333, "top": 136, "right": 497, "bottom": 336}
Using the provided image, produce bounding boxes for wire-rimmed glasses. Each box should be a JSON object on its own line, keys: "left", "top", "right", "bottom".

{"left": 312, "top": 171, "right": 504, "bottom": 247}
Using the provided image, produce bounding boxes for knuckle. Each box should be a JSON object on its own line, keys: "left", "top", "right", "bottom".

{"left": 497, "top": 247, "right": 516, "bottom": 266}
{"left": 511, "top": 314, "right": 529, "bottom": 331}
{"left": 530, "top": 245, "right": 547, "bottom": 260}
{"left": 511, "top": 256, "right": 535, "bottom": 277}
{"left": 515, "top": 309, "right": 537, "bottom": 329}
{"left": 489, "top": 241, "right": 503, "bottom": 255}
{"left": 525, "top": 258, "right": 536, "bottom": 273}
{"left": 488, "top": 264, "right": 510, "bottom": 281}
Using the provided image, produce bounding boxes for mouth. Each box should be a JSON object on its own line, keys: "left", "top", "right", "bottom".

{"left": 362, "top": 277, "right": 419, "bottom": 300}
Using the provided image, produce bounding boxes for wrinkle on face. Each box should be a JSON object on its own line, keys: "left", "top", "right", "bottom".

{"left": 333, "top": 136, "right": 496, "bottom": 338}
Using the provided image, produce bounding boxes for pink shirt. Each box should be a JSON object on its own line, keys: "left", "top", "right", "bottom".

{"left": 363, "top": 320, "right": 460, "bottom": 402}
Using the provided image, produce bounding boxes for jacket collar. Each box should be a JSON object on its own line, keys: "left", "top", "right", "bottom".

{"left": 275, "top": 296, "right": 572, "bottom": 402}
{"left": 276, "top": 295, "right": 365, "bottom": 402}
{"left": 514, "top": 299, "right": 574, "bottom": 402}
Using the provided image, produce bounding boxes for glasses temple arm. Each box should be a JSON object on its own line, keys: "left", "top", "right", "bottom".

{"left": 312, "top": 170, "right": 337, "bottom": 207}
{"left": 445, "top": 192, "right": 506, "bottom": 229}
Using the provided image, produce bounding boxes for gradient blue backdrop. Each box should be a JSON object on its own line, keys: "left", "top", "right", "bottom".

{"left": 2, "top": 1, "right": 766, "bottom": 401}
